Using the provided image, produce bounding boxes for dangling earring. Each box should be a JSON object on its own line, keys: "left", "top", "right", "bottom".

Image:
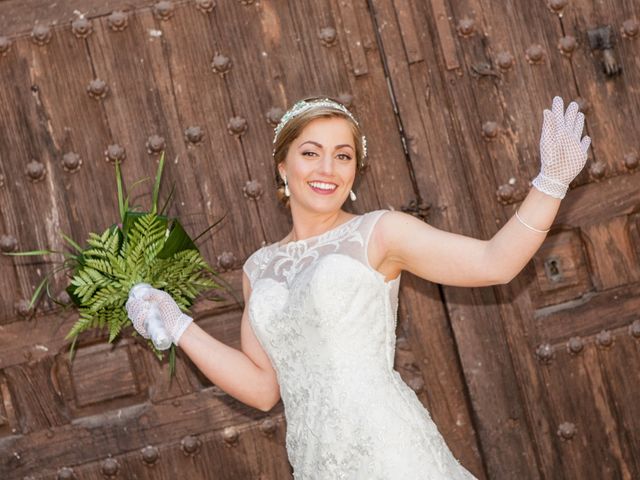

{"left": 284, "top": 177, "right": 290, "bottom": 197}
{"left": 349, "top": 189, "right": 357, "bottom": 201}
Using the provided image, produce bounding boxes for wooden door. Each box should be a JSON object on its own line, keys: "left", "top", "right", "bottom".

{"left": 1, "top": 0, "right": 638, "bottom": 479}
{"left": 0, "top": 1, "right": 482, "bottom": 478}
{"left": 371, "top": 0, "right": 640, "bottom": 478}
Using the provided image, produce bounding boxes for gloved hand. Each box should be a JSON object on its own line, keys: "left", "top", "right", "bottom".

{"left": 125, "top": 283, "right": 193, "bottom": 349}
{"left": 531, "top": 96, "right": 592, "bottom": 199}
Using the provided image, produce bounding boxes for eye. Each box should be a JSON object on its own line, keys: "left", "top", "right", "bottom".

{"left": 337, "top": 153, "right": 352, "bottom": 160}
{"left": 302, "top": 151, "right": 317, "bottom": 157}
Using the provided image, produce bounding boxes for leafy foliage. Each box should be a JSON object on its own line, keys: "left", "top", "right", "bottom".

{"left": 65, "top": 212, "right": 219, "bottom": 359}
{"left": 3, "top": 151, "right": 226, "bottom": 377}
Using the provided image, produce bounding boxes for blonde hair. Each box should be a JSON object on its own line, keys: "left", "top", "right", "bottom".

{"left": 273, "top": 95, "right": 367, "bottom": 208}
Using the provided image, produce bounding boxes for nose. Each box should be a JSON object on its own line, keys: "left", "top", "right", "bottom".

{"left": 319, "top": 152, "right": 335, "bottom": 175}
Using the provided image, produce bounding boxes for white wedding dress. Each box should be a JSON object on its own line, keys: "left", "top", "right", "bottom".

{"left": 243, "top": 209, "right": 477, "bottom": 479}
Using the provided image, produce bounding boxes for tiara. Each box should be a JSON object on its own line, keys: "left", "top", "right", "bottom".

{"left": 272, "top": 98, "right": 367, "bottom": 162}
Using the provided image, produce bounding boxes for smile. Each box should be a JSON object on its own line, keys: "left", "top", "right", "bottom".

{"left": 308, "top": 181, "right": 337, "bottom": 194}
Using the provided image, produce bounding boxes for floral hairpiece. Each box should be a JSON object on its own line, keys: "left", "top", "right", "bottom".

{"left": 272, "top": 98, "right": 367, "bottom": 164}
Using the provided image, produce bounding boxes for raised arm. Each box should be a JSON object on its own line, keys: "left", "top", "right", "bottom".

{"left": 376, "top": 96, "right": 590, "bottom": 287}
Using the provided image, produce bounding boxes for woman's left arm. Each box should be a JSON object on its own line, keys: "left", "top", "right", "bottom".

{"left": 379, "top": 96, "right": 591, "bottom": 287}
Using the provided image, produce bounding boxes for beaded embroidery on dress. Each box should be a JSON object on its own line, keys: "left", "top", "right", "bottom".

{"left": 243, "top": 209, "right": 477, "bottom": 479}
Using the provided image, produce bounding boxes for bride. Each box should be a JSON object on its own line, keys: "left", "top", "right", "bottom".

{"left": 126, "top": 95, "right": 591, "bottom": 479}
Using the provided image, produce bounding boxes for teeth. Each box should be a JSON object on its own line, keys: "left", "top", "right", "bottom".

{"left": 308, "top": 181, "right": 337, "bottom": 191}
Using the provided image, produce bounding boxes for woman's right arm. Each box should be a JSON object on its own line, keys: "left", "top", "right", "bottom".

{"left": 178, "top": 271, "right": 281, "bottom": 412}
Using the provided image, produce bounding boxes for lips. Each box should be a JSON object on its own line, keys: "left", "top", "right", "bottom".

{"left": 307, "top": 181, "right": 337, "bottom": 194}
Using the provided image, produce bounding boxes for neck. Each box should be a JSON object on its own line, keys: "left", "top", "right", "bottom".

{"left": 283, "top": 207, "right": 350, "bottom": 243}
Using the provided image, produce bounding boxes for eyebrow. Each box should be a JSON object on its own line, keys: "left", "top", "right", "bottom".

{"left": 298, "top": 140, "right": 354, "bottom": 151}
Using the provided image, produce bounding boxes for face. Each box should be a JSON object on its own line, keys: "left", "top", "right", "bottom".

{"left": 278, "top": 116, "right": 357, "bottom": 212}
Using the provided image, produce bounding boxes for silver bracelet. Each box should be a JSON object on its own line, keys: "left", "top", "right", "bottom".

{"left": 515, "top": 210, "right": 550, "bottom": 233}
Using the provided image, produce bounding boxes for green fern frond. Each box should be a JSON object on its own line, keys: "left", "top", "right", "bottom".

{"left": 83, "top": 258, "right": 114, "bottom": 276}
{"left": 107, "top": 312, "right": 124, "bottom": 342}
{"left": 88, "top": 287, "right": 125, "bottom": 312}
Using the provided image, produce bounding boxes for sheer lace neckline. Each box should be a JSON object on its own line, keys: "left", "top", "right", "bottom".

{"left": 274, "top": 213, "right": 363, "bottom": 249}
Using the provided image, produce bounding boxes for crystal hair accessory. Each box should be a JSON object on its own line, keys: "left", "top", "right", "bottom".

{"left": 272, "top": 98, "right": 367, "bottom": 162}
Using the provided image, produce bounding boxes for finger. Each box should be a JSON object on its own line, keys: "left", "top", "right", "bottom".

{"left": 573, "top": 111, "right": 585, "bottom": 138}
{"left": 564, "top": 101, "right": 579, "bottom": 133}
{"left": 125, "top": 297, "right": 133, "bottom": 314}
{"left": 580, "top": 135, "right": 591, "bottom": 153}
{"left": 145, "top": 290, "right": 166, "bottom": 303}
{"left": 142, "top": 292, "right": 156, "bottom": 302}
{"left": 552, "top": 96, "right": 565, "bottom": 129}
{"left": 540, "top": 109, "right": 555, "bottom": 144}
{"left": 125, "top": 296, "right": 139, "bottom": 309}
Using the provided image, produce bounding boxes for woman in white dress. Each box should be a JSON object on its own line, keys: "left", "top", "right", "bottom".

{"left": 126, "top": 96, "right": 591, "bottom": 479}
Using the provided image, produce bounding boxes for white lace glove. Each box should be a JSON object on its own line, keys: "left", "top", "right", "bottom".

{"left": 125, "top": 283, "right": 193, "bottom": 349}
{"left": 531, "top": 96, "right": 592, "bottom": 199}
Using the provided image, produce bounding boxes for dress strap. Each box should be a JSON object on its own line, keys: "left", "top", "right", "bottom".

{"left": 340, "top": 209, "right": 392, "bottom": 273}
{"left": 242, "top": 246, "right": 268, "bottom": 289}
{"left": 363, "top": 209, "right": 391, "bottom": 254}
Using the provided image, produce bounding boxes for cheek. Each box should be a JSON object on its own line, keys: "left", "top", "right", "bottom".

{"left": 340, "top": 163, "right": 357, "bottom": 182}
{"left": 289, "top": 159, "right": 313, "bottom": 180}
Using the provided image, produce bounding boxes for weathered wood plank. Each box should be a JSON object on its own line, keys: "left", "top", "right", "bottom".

{"left": 3, "top": 356, "right": 69, "bottom": 433}
{"left": 581, "top": 215, "right": 640, "bottom": 290}
{"left": 140, "top": 4, "right": 263, "bottom": 263}
{"left": 442, "top": 0, "right": 638, "bottom": 478}
{"left": 371, "top": 0, "right": 544, "bottom": 476}
{"left": 1, "top": 394, "right": 286, "bottom": 478}
{"left": 534, "top": 281, "right": 640, "bottom": 343}
{"left": 335, "top": 0, "right": 369, "bottom": 76}
{"left": 391, "top": 0, "right": 424, "bottom": 64}
{"left": 0, "top": 32, "right": 82, "bottom": 322}
{"left": 562, "top": 0, "right": 640, "bottom": 179}
{"left": 596, "top": 335, "right": 640, "bottom": 477}
{"left": 37, "top": 415, "right": 292, "bottom": 479}
{"left": 397, "top": 274, "right": 485, "bottom": 476}
{"left": 552, "top": 170, "right": 640, "bottom": 227}
{"left": 529, "top": 229, "right": 593, "bottom": 309}
{"left": 538, "top": 344, "right": 634, "bottom": 479}
{"left": 0, "top": 0, "right": 168, "bottom": 38}
{"left": 364, "top": 2, "right": 510, "bottom": 475}
{"left": 200, "top": 0, "right": 312, "bottom": 250}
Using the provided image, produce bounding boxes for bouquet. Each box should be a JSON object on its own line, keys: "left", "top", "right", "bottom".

{"left": 4, "top": 152, "right": 225, "bottom": 376}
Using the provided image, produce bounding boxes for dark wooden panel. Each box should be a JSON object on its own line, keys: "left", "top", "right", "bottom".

{"left": 0, "top": 381, "right": 283, "bottom": 478}
{"left": 140, "top": 3, "right": 267, "bottom": 267}
{"left": 0, "top": 373, "right": 20, "bottom": 438}
{"left": 53, "top": 340, "right": 151, "bottom": 419}
{"left": 530, "top": 229, "right": 593, "bottom": 308}
{"left": 535, "top": 281, "right": 640, "bottom": 343}
{"left": 397, "top": 274, "right": 485, "bottom": 476}
{"left": 3, "top": 356, "right": 69, "bottom": 434}
{"left": 195, "top": 0, "right": 317, "bottom": 248}
{"left": 582, "top": 215, "right": 640, "bottom": 290}
{"left": 553, "top": 170, "right": 640, "bottom": 227}
{"left": 538, "top": 344, "right": 634, "bottom": 479}
{"left": 34, "top": 416, "right": 292, "bottom": 480}
{"left": 597, "top": 334, "right": 640, "bottom": 476}
{"left": 0, "top": 0, "right": 158, "bottom": 38}
{"left": 71, "top": 343, "right": 139, "bottom": 407}
{"left": 562, "top": 0, "right": 640, "bottom": 179}
{"left": 370, "top": 0, "right": 548, "bottom": 476}
{"left": 439, "top": 0, "right": 638, "bottom": 478}
{"left": 0, "top": 33, "right": 79, "bottom": 322}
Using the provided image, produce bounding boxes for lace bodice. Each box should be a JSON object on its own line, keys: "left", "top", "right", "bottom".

{"left": 243, "top": 209, "right": 477, "bottom": 479}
